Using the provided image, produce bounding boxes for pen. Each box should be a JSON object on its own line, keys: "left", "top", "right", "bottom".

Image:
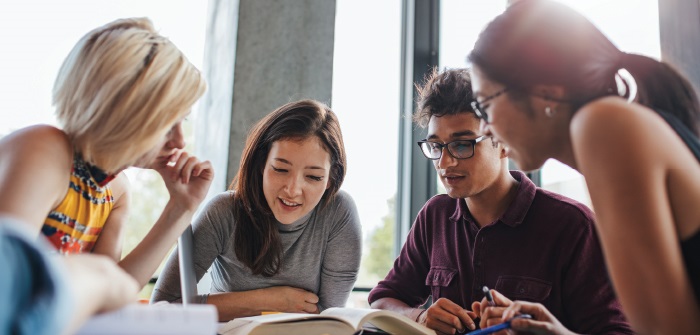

{"left": 464, "top": 314, "right": 532, "bottom": 335}
{"left": 482, "top": 286, "right": 495, "bottom": 307}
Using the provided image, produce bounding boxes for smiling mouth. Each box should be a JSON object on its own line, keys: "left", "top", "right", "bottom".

{"left": 279, "top": 198, "right": 301, "bottom": 207}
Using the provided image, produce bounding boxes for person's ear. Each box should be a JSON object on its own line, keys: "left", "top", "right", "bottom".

{"left": 491, "top": 138, "right": 508, "bottom": 159}
{"left": 531, "top": 84, "right": 567, "bottom": 118}
{"left": 500, "top": 144, "right": 508, "bottom": 159}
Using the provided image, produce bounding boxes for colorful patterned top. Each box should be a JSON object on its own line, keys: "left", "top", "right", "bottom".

{"left": 41, "top": 155, "right": 115, "bottom": 254}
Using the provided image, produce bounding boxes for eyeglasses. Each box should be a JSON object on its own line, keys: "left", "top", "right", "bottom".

{"left": 417, "top": 135, "right": 488, "bottom": 160}
{"left": 470, "top": 88, "right": 509, "bottom": 124}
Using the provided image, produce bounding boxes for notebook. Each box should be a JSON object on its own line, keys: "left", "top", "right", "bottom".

{"left": 75, "top": 226, "right": 216, "bottom": 334}
{"left": 75, "top": 303, "right": 217, "bottom": 335}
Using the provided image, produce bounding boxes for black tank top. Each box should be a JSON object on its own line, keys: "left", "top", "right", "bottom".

{"left": 657, "top": 109, "right": 700, "bottom": 305}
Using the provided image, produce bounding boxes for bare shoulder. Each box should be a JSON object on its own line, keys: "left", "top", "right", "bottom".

{"left": 0, "top": 125, "right": 74, "bottom": 182}
{"left": 0, "top": 125, "right": 73, "bottom": 165}
{"left": 0, "top": 125, "right": 74, "bottom": 228}
{"left": 570, "top": 96, "right": 656, "bottom": 139}
{"left": 570, "top": 97, "right": 664, "bottom": 152}
{"left": 570, "top": 97, "right": 664, "bottom": 172}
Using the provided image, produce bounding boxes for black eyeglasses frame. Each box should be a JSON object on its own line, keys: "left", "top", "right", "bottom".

{"left": 470, "top": 88, "right": 509, "bottom": 124}
{"left": 416, "top": 135, "right": 488, "bottom": 160}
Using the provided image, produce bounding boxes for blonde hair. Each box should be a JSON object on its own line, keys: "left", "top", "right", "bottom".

{"left": 53, "top": 17, "right": 206, "bottom": 173}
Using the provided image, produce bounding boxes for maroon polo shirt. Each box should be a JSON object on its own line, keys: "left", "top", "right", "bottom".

{"left": 369, "top": 171, "right": 632, "bottom": 334}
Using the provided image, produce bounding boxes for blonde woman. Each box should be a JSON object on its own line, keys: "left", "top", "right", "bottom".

{"left": 0, "top": 17, "right": 213, "bottom": 292}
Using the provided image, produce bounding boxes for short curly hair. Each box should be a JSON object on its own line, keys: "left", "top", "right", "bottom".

{"left": 413, "top": 67, "right": 476, "bottom": 128}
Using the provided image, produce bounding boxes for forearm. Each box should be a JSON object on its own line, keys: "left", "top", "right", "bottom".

{"left": 63, "top": 254, "right": 139, "bottom": 334}
{"left": 207, "top": 289, "right": 278, "bottom": 321}
{"left": 63, "top": 269, "right": 112, "bottom": 335}
{"left": 371, "top": 297, "right": 425, "bottom": 322}
{"left": 318, "top": 275, "right": 355, "bottom": 310}
{"left": 119, "top": 200, "right": 195, "bottom": 288}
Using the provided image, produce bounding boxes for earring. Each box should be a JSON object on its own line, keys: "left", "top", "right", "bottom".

{"left": 545, "top": 106, "right": 556, "bottom": 117}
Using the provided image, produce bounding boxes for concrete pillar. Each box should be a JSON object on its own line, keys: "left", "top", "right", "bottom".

{"left": 196, "top": 0, "right": 240, "bottom": 196}
{"left": 197, "top": 0, "right": 337, "bottom": 191}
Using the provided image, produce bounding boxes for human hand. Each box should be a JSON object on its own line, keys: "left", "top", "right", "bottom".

{"left": 420, "top": 298, "right": 477, "bottom": 335}
{"left": 502, "top": 300, "right": 576, "bottom": 335}
{"left": 261, "top": 286, "right": 320, "bottom": 314}
{"left": 64, "top": 254, "right": 139, "bottom": 313}
{"left": 152, "top": 149, "right": 214, "bottom": 212}
{"left": 471, "top": 289, "right": 513, "bottom": 333}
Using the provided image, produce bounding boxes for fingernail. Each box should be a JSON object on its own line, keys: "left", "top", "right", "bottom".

{"left": 469, "top": 323, "right": 476, "bottom": 330}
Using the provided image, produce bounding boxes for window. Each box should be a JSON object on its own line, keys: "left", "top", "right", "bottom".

{"left": 440, "top": 0, "right": 507, "bottom": 70}
{"left": 332, "top": 0, "right": 402, "bottom": 307}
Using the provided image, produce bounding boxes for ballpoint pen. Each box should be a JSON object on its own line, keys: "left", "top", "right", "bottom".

{"left": 482, "top": 286, "right": 495, "bottom": 307}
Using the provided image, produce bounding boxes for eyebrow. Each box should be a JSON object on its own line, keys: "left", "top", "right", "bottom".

{"left": 273, "top": 158, "right": 327, "bottom": 170}
{"left": 426, "top": 130, "right": 478, "bottom": 140}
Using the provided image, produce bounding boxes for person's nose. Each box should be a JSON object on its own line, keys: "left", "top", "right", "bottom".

{"left": 165, "top": 122, "right": 186, "bottom": 149}
{"left": 284, "top": 174, "right": 303, "bottom": 197}
{"left": 436, "top": 146, "right": 458, "bottom": 169}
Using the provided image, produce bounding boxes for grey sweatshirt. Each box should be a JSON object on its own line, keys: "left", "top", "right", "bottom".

{"left": 151, "top": 190, "right": 362, "bottom": 310}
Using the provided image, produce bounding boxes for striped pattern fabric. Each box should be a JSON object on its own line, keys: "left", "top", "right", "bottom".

{"left": 41, "top": 155, "right": 114, "bottom": 254}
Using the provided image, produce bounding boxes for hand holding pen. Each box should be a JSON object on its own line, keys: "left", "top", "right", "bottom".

{"left": 471, "top": 286, "right": 514, "bottom": 330}
{"left": 501, "top": 300, "right": 575, "bottom": 335}
{"left": 420, "top": 298, "right": 478, "bottom": 334}
{"left": 463, "top": 287, "right": 532, "bottom": 335}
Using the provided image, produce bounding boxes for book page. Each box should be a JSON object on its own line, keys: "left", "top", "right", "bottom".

{"left": 218, "top": 314, "right": 354, "bottom": 335}
{"left": 76, "top": 303, "right": 218, "bottom": 335}
{"left": 321, "top": 308, "right": 436, "bottom": 335}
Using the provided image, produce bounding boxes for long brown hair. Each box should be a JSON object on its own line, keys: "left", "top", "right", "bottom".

{"left": 230, "top": 99, "right": 347, "bottom": 276}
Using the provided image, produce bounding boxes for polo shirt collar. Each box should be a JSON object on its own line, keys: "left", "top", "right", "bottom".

{"left": 449, "top": 170, "right": 537, "bottom": 228}
{"left": 500, "top": 170, "right": 537, "bottom": 227}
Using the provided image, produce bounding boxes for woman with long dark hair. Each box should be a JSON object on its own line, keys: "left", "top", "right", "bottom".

{"left": 152, "top": 99, "right": 362, "bottom": 321}
{"left": 467, "top": 1, "right": 700, "bottom": 333}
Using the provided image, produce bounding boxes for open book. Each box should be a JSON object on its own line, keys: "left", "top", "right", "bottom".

{"left": 218, "top": 307, "right": 436, "bottom": 335}
{"left": 76, "top": 303, "right": 218, "bottom": 335}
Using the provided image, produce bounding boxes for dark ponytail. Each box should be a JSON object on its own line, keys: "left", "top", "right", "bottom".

{"left": 621, "top": 53, "right": 700, "bottom": 135}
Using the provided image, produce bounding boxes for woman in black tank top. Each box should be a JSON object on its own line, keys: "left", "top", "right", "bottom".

{"left": 466, "top": 0, "right": 700, "bottom": 333}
